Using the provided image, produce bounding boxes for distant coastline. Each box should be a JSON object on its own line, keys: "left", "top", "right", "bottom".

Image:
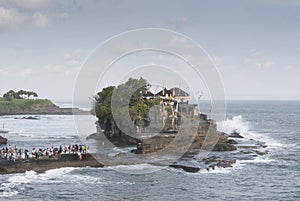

{"left": 0, "top": 98, "right": 89, "bottom": 116}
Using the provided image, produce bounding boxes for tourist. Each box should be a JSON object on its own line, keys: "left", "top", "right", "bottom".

{"left": 24, "top": 149, "right": 29, "bottom": 159}
{"left": 32, "top": 148, "right": 36, "bottom": 159}
{"left": 78, "top": 151, "right": 82, "bottom": 160}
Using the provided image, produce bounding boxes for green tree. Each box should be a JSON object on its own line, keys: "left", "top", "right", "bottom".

{"left": 3, "top": 90, "right": 21, "bottom": 100}
{"left": 17, "top": 90, "right": 38, "bottom": 99}
{"left": 93, "top": 78, "right": 155, "bottom": 145}
{"left": 94, "top": 86, "right": 115, "bottom": 131}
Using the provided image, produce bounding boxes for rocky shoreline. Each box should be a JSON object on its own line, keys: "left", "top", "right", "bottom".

{"left": 0, "top": 132, "right": 268, "bottom": 175}
{"left": 0, "top": 154, "right": 103, "bottom": 175}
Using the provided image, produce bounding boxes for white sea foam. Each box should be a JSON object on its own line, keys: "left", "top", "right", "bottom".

{"left": 238, "top": 157, "right": 276, "bottom": 164}
{"left": 217, "top": 115, "right": 283, "bottom": 148}
{"left": 0, "top": 190, "right": 19, "bottom": 198}
{"left": 196, "top": 156, "right": 276, "bottom": 174}
{"left": 227, "top": 156, "right": 276, "bottom": 172}
{"left": 0, "top": 180, "right": 20, "bottom": 198}
{"left": 199, "top": 166, "right": 233, "bottom": 174}
{"left": 106, "top": 163, "right": 164, "bottom": 174}
{"left": 7, "top": 168, "right": 76, "bottom": 185}
{"left": 5, "top": 167, "right": 104, "bottom": 190}
{"left": 217, "top": 115, "right": 249, "bottom": 135}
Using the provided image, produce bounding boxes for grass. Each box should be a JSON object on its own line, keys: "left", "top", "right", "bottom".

{"left": 0, "top": 99, "right": 53, "bottom": 114}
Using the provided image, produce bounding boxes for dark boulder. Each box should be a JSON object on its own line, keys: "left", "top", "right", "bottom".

{"left": 213, "top": 143, "right": 237, "bottom": 151}
{"left": 229, "top": 131, "right": 244, "bottom": 138}
{"left": 0, "top": 136, "right": 7, "bottom": 144}
{"left": 169, "top": 164, "right": 200, "bottom": 173}
{"left": 227, "top": 139, "right": 238, "bottom": 144}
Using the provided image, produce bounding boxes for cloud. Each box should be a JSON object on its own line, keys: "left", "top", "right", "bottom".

{"left": 0, "top": 7, "right": 27, "bottom": 29}
{"left": 44, "top": 63, "right": 79, "bottom": 77}
{"left": 256, "top": 60, "right": 274, "bottom": 70}
{"left": 284, "top": 65, "right": 295, "bottom": 70}
{"left": 169, "top": 35, "right": 193, "bottom": 49}
{"left": 244, "top": 49, "right": 274, "bottom": 70}
{"left": 258, "top": 0, "right": 300, "bottom": 7}
{"left": 0, "top": 66, "right": 34, "bottom": 78}
{"left": 213, "top": 56, "right": 224, "bottom": 66}
{"left": 33, "top": 12, "right": 50, "bottom": 27}
{"left": 3, "top": 0, "right": 57, "bottom": 11}
{"left": 168, "top": 16, "right": 191, "bottom": 28}
{"left": 54, "top": 12, "right": 69, "bottom": 19}
{"left": 63, "top": 49, "right": 82, "bottom": 66}
{"left": 0, "top": 0, "right": 69, "bottom": 31}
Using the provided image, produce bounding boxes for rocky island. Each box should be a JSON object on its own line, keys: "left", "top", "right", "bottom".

{"left": 87, "top": 78, "right": 268, "bottom": 172}
{"left": 0, "top": 82, "right": 268, "bottom": 174}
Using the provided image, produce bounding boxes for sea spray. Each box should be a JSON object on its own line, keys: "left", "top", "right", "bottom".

{"left": 217, "top": 115, "right": 282, "bottom": 149}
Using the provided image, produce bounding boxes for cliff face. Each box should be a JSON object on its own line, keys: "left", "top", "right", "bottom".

{"left": 138, "top": 116, "right": 236, "bottom": 154}
{"left": 95, "top": 122, "right": 138, "bottom": 146}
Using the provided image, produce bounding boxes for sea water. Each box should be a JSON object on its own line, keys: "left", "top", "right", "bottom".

{"left": 0, "top": 101, "right": 299, "bottom": 200}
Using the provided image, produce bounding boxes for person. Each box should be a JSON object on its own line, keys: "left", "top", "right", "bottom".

{"left": 50, "top": 147, "right": 54, "bottom": 158}
{"left": 9, "top": 148, "right": 14, "bottom": 161}
{"left": 64, "top": 146, "right": 68, "bottom": 154}
{"left": 48, "top": 149, "right": 53, "bottom": 159}
{"left": 78, "top": 151, "right": 82, "bottom": 160}
{"left": 68, "top": 145, "right": 71, "bottom": 154}
{"left": 24, "top": 149, "right": 29, "bottom": 159}
{"left": 18, "top": 149, "right": 21, "bottom": 160}
{"left": 59, "top": 145, "right": 63, "bottom": 154}
{"left": 82, "top": 145, "right": 86, "bottom": 154}
{"left": 32, "top": 148, "right": 36, "bottom": 159}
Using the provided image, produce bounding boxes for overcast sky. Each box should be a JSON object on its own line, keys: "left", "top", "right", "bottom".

{"left": 0, "top": 0, "right": 299, "bottom": 101}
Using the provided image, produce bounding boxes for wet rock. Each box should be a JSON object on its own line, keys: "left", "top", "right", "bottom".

{"left": 203, "top": 156, "right": 220, "bottom": 164}
{"left": 0, "top": 136, "right": 7, "bottom": 144}
{"left": 227, "top": 139, "right": 238, "bottom": 144}
{"left": 23, "top": 116, "right": 39, "bottom": 120}
{"left": 217, "top": 161, "right": 234, "bottom": 168}
{"left": 254, "top": 150, "right": 268, "bottom": 156}
{"left": 229, "top": 131, "right": 244, "bottom": 138}
{"left": 0, "top": 154, "right": 103, "bottom": 174}
{"left": 169, "top": 164, "right": 200, "bottom": 173}
{"left": 213, "top": 143, "right": 237, "bottom": 151}
{"left": 255, "top": 141, "right": 267, "bottom": 148}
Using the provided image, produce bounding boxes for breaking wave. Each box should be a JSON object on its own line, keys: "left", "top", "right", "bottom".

{"left": 217, "top": 115, "right": 283, "bottom": 148}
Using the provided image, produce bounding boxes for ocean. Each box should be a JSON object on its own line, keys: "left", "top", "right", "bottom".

{"left": 0, "top": 101, "right": 299, "bottom": 200}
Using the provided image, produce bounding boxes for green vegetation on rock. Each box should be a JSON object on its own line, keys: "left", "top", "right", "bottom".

{"left": 0, "top": 90, "right": 57, "bottom": 115}
{"left": 0, "top": 98, "right": 53, "bottom": 114}
{"left": 93, "top": 78, "right": 159, "bottom": 145}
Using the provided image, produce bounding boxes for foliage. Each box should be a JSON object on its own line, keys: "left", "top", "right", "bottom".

{"left": 94, "top": 78, "right": 159, "bottom": 132}
{"left": 2, "top": 90, "right": 38, "bottom": 101}
{"left": 94, "top": 86, "right": 115, "bottom": 131}
{"left": 0, "top": 99, "right": 52, "bottom": 114}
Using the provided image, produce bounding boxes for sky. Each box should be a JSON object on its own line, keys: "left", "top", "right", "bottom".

{"left": 0, "top": 0, "right": 299, "bottom": 102}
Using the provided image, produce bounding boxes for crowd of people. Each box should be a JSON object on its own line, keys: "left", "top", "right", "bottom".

{"left": 0, "top": 144, "right": 87, "bottom": 161}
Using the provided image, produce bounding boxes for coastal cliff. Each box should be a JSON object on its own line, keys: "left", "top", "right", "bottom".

{"left": 138, "top": 114, "right": 236, "bottom": 154}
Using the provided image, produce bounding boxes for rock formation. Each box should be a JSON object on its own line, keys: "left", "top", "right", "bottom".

{"left": 0, "top": 154, "right": 103, "bottom": 175}
{"left": 0, "top": 135, "right": 7, "bottom": 144}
